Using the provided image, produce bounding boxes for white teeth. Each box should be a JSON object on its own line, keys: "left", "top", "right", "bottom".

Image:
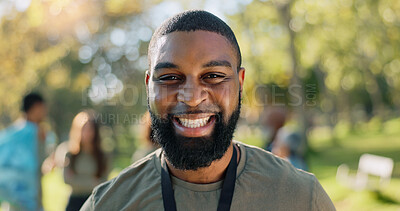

{"left": 178, "top": 117, "right": 210, "bottom": 128}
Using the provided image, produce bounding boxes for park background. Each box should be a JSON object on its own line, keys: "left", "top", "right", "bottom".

{"left": 1, "top": 0, "right": 400, "bottom": 210}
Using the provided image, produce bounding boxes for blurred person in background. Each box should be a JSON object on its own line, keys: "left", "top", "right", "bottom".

{"left": 260, "top": 107, "right": 287, "bottom": 151}
{"left": 0, "top": 93, "right": 47, "bottom": 211}
{"left": 63, "top": 110, "right": 109, "bottom": 211}
{"left": 263, "top": 107, "right": 308, "bottom": 171}
{"left": 271, "top": 127, "right": 308, "bottom": 171}
{"left": 131, "top": 111, "right": 159, "bottom": 163}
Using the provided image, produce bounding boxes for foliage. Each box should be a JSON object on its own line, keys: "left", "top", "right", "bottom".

{"left": 232, "top": 0, "right": 400, "bottom": 128}
{"left": 2, "top": 0, "right": 399, "bottom": 142}
{"left": 0, "top": 0, "right": 154, "bottom": 144}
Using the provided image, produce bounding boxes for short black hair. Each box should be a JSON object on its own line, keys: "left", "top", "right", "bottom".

{"left": 22, "top": 92, "right": 44, "bottom": 112}
{"left": 148, "top": 10, "right": 242, "bottom": 70}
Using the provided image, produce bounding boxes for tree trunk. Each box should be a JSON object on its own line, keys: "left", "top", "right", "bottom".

{"left": 275, "top": 0, "right": 309, "bottom": 150}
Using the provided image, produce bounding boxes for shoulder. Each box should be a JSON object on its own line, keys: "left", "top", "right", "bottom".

{"left": 238, "top": 140, "right": 316, "bottom": 189}
{"left": 235, "top": 142, "right": 312, "bottom": 171}
{"left": 84, "top": 149, "right": 163, "bottom": 210}
{"left": 234, "top": 142, "right": 335, "bottom": 210}
{"left": 19, "top": 120, "right": 38, "bottom": 134}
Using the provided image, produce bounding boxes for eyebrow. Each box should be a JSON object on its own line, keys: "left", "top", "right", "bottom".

{"left": 153, "top": 60, "right": 232, "bottom": 72}
{"left": 202, "top": 60, "right": 232, "bottom": 68}
{"left": 154, "top": 62, "right": 179, "bottom": 71}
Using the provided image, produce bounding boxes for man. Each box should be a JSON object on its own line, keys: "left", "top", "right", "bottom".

{"left": 260, "top": 107, "right": 287, "bottom": 151}
{"left": 81, "top": 10, "right": 335, "bottom": 210}
{"left": 0, "top": 93, "right": 47, "bottom": 210}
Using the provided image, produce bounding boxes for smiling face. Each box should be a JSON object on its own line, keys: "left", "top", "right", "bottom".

{"left": 146, "top": 30, "right": 245, "bottom": 170}
{"left": 147, "top": 30, "right": 245, "bottom": 134}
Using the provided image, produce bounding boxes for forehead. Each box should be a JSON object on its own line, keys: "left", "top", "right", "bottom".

{"left": 149, "top": 31, "right": 237, "bottom": 71}
{"left": 32, "top": 101, "right": 46, "bottom": 108}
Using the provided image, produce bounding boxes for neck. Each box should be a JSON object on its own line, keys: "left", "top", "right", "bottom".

{"left": 165, "top": 142, "right": 239, "bottom": 184}
{"left": 26, "top": 115, "right": 39, "bottom": 124}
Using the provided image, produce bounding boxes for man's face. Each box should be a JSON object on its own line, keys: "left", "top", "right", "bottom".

{"left": 30, "top": 102, "right": 47, "bottom": 123}
{"left": 146, "top": 30, "right": 245, "bottom": 170}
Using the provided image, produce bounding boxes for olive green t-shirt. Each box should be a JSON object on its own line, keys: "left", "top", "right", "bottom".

{"left": 81, "top": 142, "right": 335, "bottom": 211}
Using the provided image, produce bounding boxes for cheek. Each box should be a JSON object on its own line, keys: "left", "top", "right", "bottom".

{"left": 211, "top": 82, "right": 240, "bottom": 120}
{"left": 148, "top": 84, "right": 177, "bottom": 116}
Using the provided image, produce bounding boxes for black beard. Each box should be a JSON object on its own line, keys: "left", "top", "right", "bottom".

{"left": 149, "top": 99, "right": 241, "bottom": 171}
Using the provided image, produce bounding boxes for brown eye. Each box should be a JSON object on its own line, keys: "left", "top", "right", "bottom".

{"left": 160, "top": 75, "right": 180, "bottom": 81}
{"left": 158, "top": 74, "right": 183, "bottom": 85}
{"left": 203, "top": 73, "right": 225, "bottom": 84}
{"left": 205, "top": 73, "right": 224, "bottom": 79}
{"left": 206, "top": 74, "right": 219, "bottom": 78}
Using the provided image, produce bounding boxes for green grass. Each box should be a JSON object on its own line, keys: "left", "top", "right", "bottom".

{"left": 307, "top": 128, "right": 400, "bottom": 210}
{"left": 38, "top": 121, "right": 400, "bottom": 210}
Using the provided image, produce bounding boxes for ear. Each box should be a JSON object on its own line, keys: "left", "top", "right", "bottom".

{"left": 238, "top": 67, "right": 245, "bottom": 92}
{"left": 145, "top": 70, "right": 150, "bottom": 93}
{"left": 145, "top": 70, "right": 151, "bottom": 85}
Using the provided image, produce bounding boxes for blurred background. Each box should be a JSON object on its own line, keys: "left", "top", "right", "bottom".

{"left": 0, "top": 0, "right": 400, "bottom": 210}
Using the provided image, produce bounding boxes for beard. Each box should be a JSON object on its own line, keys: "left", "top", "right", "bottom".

{"left": 149, "top": 96, "right": 241, "bottom": 171}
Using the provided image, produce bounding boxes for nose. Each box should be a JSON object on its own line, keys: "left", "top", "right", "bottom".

{"left": 177, "top": 80, "right": 207, "bottom": 107}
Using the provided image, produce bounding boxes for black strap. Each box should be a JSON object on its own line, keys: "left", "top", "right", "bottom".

{"left": 161, "top": 145, "right": 238, "bottom": 211}
{"left": 161, "top": 159, "right": 177, "bottom": 211}
{"left": 217, "top": 145, "right": 237, "bottom": 211}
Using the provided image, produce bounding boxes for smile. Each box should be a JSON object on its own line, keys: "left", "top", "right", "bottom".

{"left": 172, "top": 113, "right": 216, "bottom": 137}
{"left": 177, "top": 116, "right": 211, "bottom": 128}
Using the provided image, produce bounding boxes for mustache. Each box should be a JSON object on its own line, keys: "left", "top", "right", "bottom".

{"left": 168, "top": 104, "right": 221, "bottom": 116}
